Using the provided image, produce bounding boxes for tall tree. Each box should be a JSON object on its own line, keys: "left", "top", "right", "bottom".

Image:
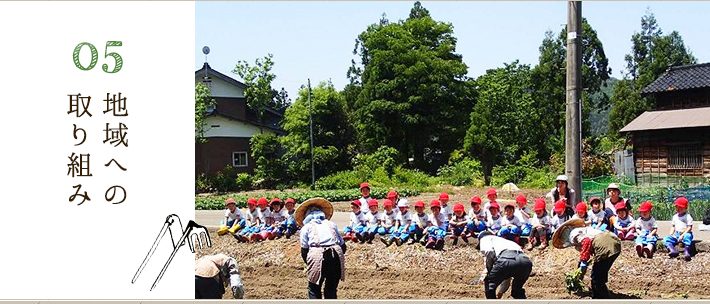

{"left": 608, "top": 10, "right": 697, "bottom": 136}
{"left": 270, "top": 87, "right": 291, "bottom": 113}
{"left": 351, "top": 2, "right": 475, "bottom": 172}
{"left": 233, "top": 54, "right": 276, "bottom": 132}
{"left": 195, "top": 83, "right": 214, "bottom": 143}
{"left": 280, "top": 81, "right": 355, "bottom": 184}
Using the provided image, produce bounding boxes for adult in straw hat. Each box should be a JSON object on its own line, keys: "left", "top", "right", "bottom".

{"left": 476, "top": 231, "right": 533, "bottom": 299}
{"left": 552, "top": 219, "right": 621, "bottom": 299}
{"left": 547, "top": 175, "right": 577, "bottom": 217}
{"left": 195, "top": 254, "right": 244, "bottom": 299}
{"left": 296, "top": 198, "right": 346, "bottom": 299}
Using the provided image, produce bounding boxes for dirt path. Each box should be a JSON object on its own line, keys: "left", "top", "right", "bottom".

{"left": 198, "top": 228, "right": 710, "bottom": 299}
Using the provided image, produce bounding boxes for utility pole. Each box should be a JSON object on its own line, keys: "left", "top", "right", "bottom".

{"left": 566, "top": 1, "right": 583, "bottom": 198}
{"left": 308, "top": 79, "right": 315, "bottom": 188}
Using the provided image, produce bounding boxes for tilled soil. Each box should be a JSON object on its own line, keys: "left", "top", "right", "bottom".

{"left": 197, "top": 229, "right": 710, "bottom": 299}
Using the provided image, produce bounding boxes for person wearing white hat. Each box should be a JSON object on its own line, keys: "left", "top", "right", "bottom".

{"left": 296, "top": 198, "right": 346, "bottom": 299}
{"left": 477, "top": 232, "right": 533, "bottom": 299}
{"left": 547, "top": 175, "right": 577, "bottom": 217}
{"left": 195, "top": 254, "right": 244, "bottom": 299}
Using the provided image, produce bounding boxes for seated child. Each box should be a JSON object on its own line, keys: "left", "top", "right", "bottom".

{"left": 525, "top": 198, "right": 551, "bottom": 250}
{"left": 218, "top": 198, "right": 246, "bottom": 236}
{"left": 613, "top": 202, "right": 635, "bottom": 240}
{"left": 390, "top": 200, "right": 412, "bottom": 246}
{"left": 449, "top": 203, "right": 469, "bottom": 245}
{"left": 634, "top": 201, "right": 658, "bottom": 258}
{"left": 550, "top": 200, "right": 572, "bottom": 233}
{"left": 499, "top": 203, "right": 522, "bottom": 244}
{"left": 278, "top": 198, "right": 298, "bottom": 238}
{"left": 377, "top": 199, "right": 399, "bottom": 243}
{"left": 265, "top": 198, "right": 287, "bottom": 240}
{"left": 407, "top": 200, "right": 430, "bottom": 245}
{"left": 588, "top": 197, "right": 608, "bottom": 231}
{"left": 439, "top": 192, "right": 452, "bottom": 222}
{"left": 237, "top": 198, "right": 262, "bottom": 242}
{"left": 465, "top": 196, "right": 488, "bottom": 237}
{"left": 486, "top": 202, "right": 503, "bottom": 235}
{"left": 343, "top": 200, "right": 367, "bottom": 242}
{"left": 664, "top": 197, "right": 694, "bottom": 261}
{"left": 425, "top": 200, "right": 447, "bottom": 250}
{"left": 362, "top": 199, "right": 382, "bottom": 243}
{"left": 572, "top": 202, "right": 590, "bottom": 225}
{"left": 514, "top": 195, "right": 533, "bottom": 236}
{"left": 255, "top": 198, "right": 274, "bottom": 241}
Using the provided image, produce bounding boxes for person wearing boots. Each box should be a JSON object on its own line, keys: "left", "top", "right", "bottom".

{"left": 477, "top": 232, "right": 533, "bottom": 299}
{"left": 342, "top": 200, "right": 367, "bottom": 242}
{"left": 664, "top": 197, "right": 694, "bottom": 261}
{"left": 525, "top": 198, "right": 551, "bottom": 250}
{"left": 553, "top": 219, "right": 622, "bottom": 299}
{"left": 195, "top": 254, "right": 245, "bottom": 299}
{"left": 634, "top": 201, "right": 658, "bottom": 258}
{"left": 297, "top": 198, "right": 347, "bottom": 299}
{"left": 449, "top": 203, "right": 470, "bottom": 245}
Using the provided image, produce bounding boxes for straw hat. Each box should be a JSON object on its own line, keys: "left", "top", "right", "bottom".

{"left": 551, "top": 218, "right": 585, "bottom": 249}
{"left": 294, "top": 197, "right": 334, "bottom": 227}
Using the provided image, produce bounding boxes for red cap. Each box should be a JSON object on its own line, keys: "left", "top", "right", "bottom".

{"left": 225, "top": 198, "right": 236, "bottom": 207}
{"left": 674, "top": 197, "right": 689, "bottom": 209}
{"left": 575, "top": 202, "right": 588, "bottom": 213}
{"left": 384, "top": 199, "right": 394, "bottom": 207}
{"left": 453, "top": 204, "right": 465, "bottom": 213}
{"left": 486, "top": 188, "right": 497, "bottom": 196}
{"left": 414, "top": 200, "right": 425, "bottom": 208}
{"left": 387, "top": 190, "right": 398, "bottom": 199}
{"left": 257, "top": 197, "right": 268, "bottom": 206}
{"left": 430, "top": 200, "right": 441, "bottom": 208}
{"left": 515, "top": 195, "right": 527, "bottom": 205}
{"left": 368, "top": 199, "right": 379, "bottom": 208}
{"left": 554, "top": 200, "right": 566, "bottom": 213}
{"left": 351, "top": 200, "right": 362, "bottom": 207}
{"left": 533, "top": 198, "right": 546, "bottom": 211}
{"left": 439, "top": 192, "right": 450, "bottom": 200}
{"left": 247, "top": 198, "right": 257, "bottom": 206}
{"left": 638, "top": 201, "right": 653, "bottom": 212}
{"left": 270, "top": 197, "right": 283, "bottom": 205}
{"left": 614, "top": 202, "right": 627, "bottom": 211}
{"left": 489, "top": 202, "right": 500, "bottom": 210}
{"left": 285, "top": 198, "right": 295, "bottom": 204}
{"left": 470, "top": 196, "right": 482, "bottom": 204}
{"left": 360, "top": 182, "right": 371, "bottom": 190}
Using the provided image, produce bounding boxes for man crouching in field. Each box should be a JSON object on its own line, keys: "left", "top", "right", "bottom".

{"left": 478, "top": 231, "right": 533, "bottom": 299}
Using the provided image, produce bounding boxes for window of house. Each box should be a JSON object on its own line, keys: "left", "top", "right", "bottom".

{"left": 668, "top": 143, "right": 702, "bottom": 170}
{"left": 232, "top": 152, "right": 248, "bottom": 167}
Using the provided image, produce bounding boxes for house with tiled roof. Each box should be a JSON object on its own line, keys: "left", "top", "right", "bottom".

{"left": 195, "top": 62, "right": 284, "bottom": 175}
{"left": 620, "top": 63, "right": 710, "bottom": 185}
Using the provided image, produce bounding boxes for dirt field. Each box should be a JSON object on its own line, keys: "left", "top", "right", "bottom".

{"left": 197, "top": 228, "right": 710, "bottom": 299}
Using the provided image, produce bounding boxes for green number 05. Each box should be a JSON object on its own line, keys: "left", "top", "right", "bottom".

{"left": 72, "top": 41, "right": 123, "bottom": 73}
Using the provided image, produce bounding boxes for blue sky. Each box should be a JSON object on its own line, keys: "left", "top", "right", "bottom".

{"left": 196, "top": 1, "right": 710, "bottom": 100}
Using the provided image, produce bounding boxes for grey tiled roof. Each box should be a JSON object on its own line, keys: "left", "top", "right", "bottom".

{"left": 641, "top": 63, "right": 710, "bottom": 94}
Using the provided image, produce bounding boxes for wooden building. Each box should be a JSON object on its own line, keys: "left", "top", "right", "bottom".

{"left": 620, "top": 63, "right": 710, "bottom": 185}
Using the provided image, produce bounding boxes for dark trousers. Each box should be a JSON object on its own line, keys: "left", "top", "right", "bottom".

{"left": 591, "top": 252, "right": 620, "bottom": 299}
{"left": 485, "top": 250, "right": 533, "bottom": 299}
{"left": 195, "top": 276, "right": 224, "bottom": 299}
{"left": 307, "top": 248, "right": 342, "bottom": 299}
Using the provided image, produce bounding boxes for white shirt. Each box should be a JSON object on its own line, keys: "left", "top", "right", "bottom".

{"left": 359, "top": 197, "right": 370, "bottom": 213}
{"left": 635, "top": 216, "right": 658, "bottom": 233}
{"left": 501, "top": 214, "right": 521, "bottom": 228}
{"left": 487, "top": 215, "right": 503, "bottom": 231}
{"left": 246, "top": 208, "right": 263, "bottom": 224}
{"left": 286, "top": 209, "right": 296, "bottom": 222}
{"left": 382, "top": 210, "right": 397, "bottom": 226}
{"left": 589, "top": 209, "right": 606, "bottom": 224}
{"left": 259, "top": 208, "right": 270, "bottom": 224}
{"left": 395, "top": 210, "right": 412, "bottom": 226}
{"left": 469, "top": 208, "right": 488, "bottom": 222}
{"left": 412, "top": 213, "right": 430, "bottom": 228}
{"left": 515, "top": 207, "right": 531, "bottom": 223}
{"left": 300, "top": 220, "right": 344, "bottom": 248}
{"left": 349, "top": 211, "right": 367, "bottom": 227}
{"left": 430, "top": 212, "right": 447, "bottom": 229}
{"left": 364, "top": 211, "right": 382, "bottom": 226}
{"left": 572, "top": 212, "right": 588, "bottom": 221}
{"left": 451, "top": 214, "right": 469, "bottom": 223}
{"left": 441, "top": 205, "right": 452, "bottom": 221}
{"left": 672, "top": 213, "right": 694, "bottom": 231}
{"left": 615, "top": 214, "right": 634, "bottom": 228}
{"left": 479, "top": 235, "right": 524, "bottom": 274}
{"left": 530, "top": 212, "right": 552, "bottom": 230}
{"left": 551, "top": 213, "right": 571, "bottom": 230}
{"left": 270, "top": 209, "right": 288, "bottom": 224}
{"left": 224, "top": 208, "right": 244, "bottom": 221}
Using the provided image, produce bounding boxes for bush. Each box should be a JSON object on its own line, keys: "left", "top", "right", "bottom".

{"left": 353, "top": 146, "right": 401, "bottom": 175}
{"left": 195, "top": 187, "right": 422, "bottom": 210}
{"left": 235, "top": 173, "right": 254, "bottom": 191}
{"left": 491, "top": 150, "right": 556, "bottom": 189}
{"left": 196, "top": 173, "right": 213, "bottom": 193}
{"left": 250, "top": 133, "right": 285, "bottom": 188}
{"left": 437, "top": 151, "right": 484, "bottom": 186}
{"left": 315, "top": 170, "right": 366, "bottom": 190}
{"left": 391, "top": 167, "right": 437, "bottom": 188}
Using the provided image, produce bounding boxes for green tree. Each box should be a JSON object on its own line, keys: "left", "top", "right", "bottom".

{"left": 250, "top": 133, "right": 285, "bottom": 188}
{"left": 270, "top": 87, "right": 291, "bottom": 113}
{"left": 233, "top": 54, "right": 276, "bottom": 132}
{"left": 351, "top": 2, "right": 475, "bottom": 172}
{"left": 195, "top": 83, "right": 214, "bottom": 143}
{"left": 464, "top": 61, "right": 536, "bottom": 184}
{"left": 280, "top": 81, "right": 355, "bottom": 184}
{"left": 608, "top": 10, "right": 697, "bottom": 136}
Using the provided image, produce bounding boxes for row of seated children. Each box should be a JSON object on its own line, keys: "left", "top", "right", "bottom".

{"left": 217, "top": 197, "right": 299, "bottom": 242}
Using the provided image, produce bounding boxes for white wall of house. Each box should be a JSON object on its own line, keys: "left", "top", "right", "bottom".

{"left": 195, "top": 76, "right": 244, "bottom": 98}
{"left": 203, "top": 115, "right": 275, "bottom": 138}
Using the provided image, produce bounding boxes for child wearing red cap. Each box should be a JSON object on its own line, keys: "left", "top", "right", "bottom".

{"left": 263, "top": 198, "right": 287, "bottom": 240}
{"left": 465, "top": 196, "right": 488, "bottom": 237}
{"left": 664, "top": 197, "right": 694, "bottom": 261}
{"left": 439, "top": 192, "right": 452, "bottom": 222}
{"left": 342, "top": 200, "right": 367, "bottom": 242}
{"left": 612, "top": 202, "right": 635, "bottom": 241}
{"left": 588, "top": 197, "right": 608, "bottom": 231}
{"left": 484, "top": 188, "right": 498, "bottom": 211}
{"left": 254, "top": 198, "right": 274, "bottom": 241}
{"left": 572, "top": 202, "right": 590, "bottom": 224}
{"left": 278, "top": 198, "right": 299, "bottom": 238}
{"left": 362, "top": 199, "right": 382, "bottom": 243}
{"left": 359, "top": 183, "right": 372, "bottom": 212}
{"left": 486, "top": 202, "right": 503, "bottom": 235}
{"left": 407, "top": 200, "right": 430, "bottom": 245}
{"left": 634, "top": 201, "right": 658, "bottom": 258}
{"left": 218, "top": 198, "right": 246, "bottom": 236}
{"left": 526, "top": 198, "right": 551, "bottom": 250}
{"left": 550, "top": 200, "right": 572, "bottom": 233}
{"left": 499, "top": 203, "right": 522, "bottom": 244}
{"left": 425, "top": 200, "right": 447, "bottom": 249}
{"left": 377, "top": 199, "right": 399, "bottom": 245}
{"left": 514, "top": 195, "right": 533, "bottom": 236}
{"left": 237, "top": 198, "right": 263, "bottom": 242}
{"left": 449, "top": 203, "right": 470, "bottom": 245}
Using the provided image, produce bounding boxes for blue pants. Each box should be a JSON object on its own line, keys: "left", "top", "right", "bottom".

{"left": 365, "top": 225, "right": 381, "bottom": 235}
{"left": 426, "top": 226, "right": 447, "bottom": 240}
{"left": 520, "top": 223, "right": 533, "bottom": 236}
{"left": 377, "top": 226, "right": 396, "bottom": 235}
{"left": 635, "top": 231, "right": 658, "bottom": 246}
{"left": 344, "top": 225, "right": 365, "bottom": 235}
{"left": 278, "top": 219, "right": 298, "bottom": 235}
{"left": 226, "top": 219, "right": 246, "bottom": 229}
{"left": 466, "top": 220, "right": 487, "bottom": 234}
{"left": 664, "top": 231, "right": 693, "bottom": 247}
{"left": 497, "top": 226, "right": 521, "bottom": 240}
{"left": 391, "top": 226, "right": 411, "bottom": 242}
{"left": 592, "top": 221, "right": 607, "bottom": 231}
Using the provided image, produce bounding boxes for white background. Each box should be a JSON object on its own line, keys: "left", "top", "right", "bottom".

{"left": 0, "top": 2, "right": 195, "bottom": 299}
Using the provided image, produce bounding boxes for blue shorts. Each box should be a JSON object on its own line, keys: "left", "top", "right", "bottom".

{"left": 664, "top": 231, "right": 693, "bottom": 247}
